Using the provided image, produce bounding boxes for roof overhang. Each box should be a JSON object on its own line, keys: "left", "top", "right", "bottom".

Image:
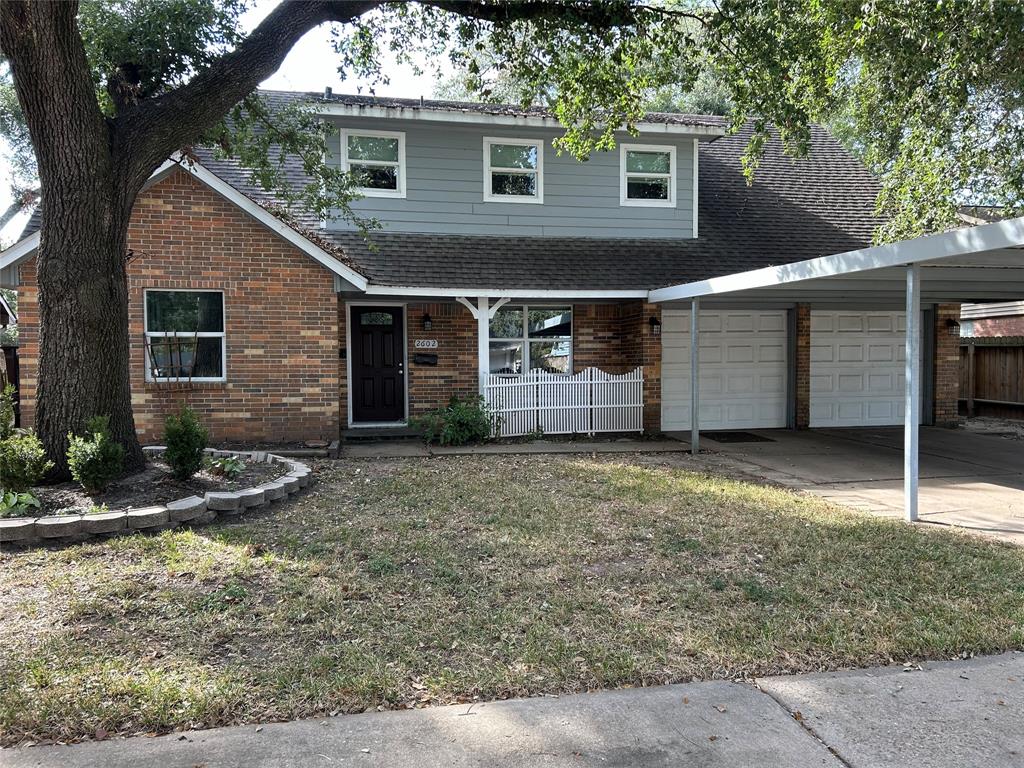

{"left": 648, "top": 215, "right": 1024, "bottom": 307}
{"left": 362, "top": 285, "right": 649, "bottom": 300}
{"left": 0, "top": 155, "right": 369, "bottom": 292}
{"left": 316, "top": 103, "right": 726, "bottom": 140}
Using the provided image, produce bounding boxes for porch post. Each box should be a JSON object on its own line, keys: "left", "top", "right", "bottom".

{"left": 477, "top": 296, "right": 489, "bottom": 395}
{"left": 691, "top": 297, "right": 700, "bottom": 454}
{"left": 905, "top": 264, "right": 921, "bottom": 522}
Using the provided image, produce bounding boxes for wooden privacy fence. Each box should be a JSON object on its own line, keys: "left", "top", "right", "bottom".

{"left": 959, "top": 337, "right": 1024, "bottom": 418}
{"left": 483, "top": 367, "right": 644, "bottom": 437}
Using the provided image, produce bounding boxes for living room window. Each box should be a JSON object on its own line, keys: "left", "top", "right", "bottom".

{"left": 483, "top": 137, "right": 543, "bottom": 203}
{"left": 620, "top": 143, "right": 676, "bottom": 207}
{"left": 144, "top": 290, "right": 226, "bottom": 382}
{"left": 341, "top": 129, "right": 406, "bottom": 198}
{"left": 488, "top": 306, "right": 572, "bottom": 374}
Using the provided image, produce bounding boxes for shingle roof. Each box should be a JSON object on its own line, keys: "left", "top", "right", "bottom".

{"left": 19, "top": 92, "right": 882, "bottom": 291}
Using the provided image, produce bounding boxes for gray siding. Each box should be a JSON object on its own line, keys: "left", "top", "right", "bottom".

{"left": 325, "top": 118, "right": 696, "bottom": 238}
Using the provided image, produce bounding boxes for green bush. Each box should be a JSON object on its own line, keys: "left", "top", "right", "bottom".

{"left": 164, "top": 407, "right": 208, "bottom": 480}
{"left": 0, "top": 429, "right": 52, "bottom": 492}
{"left": 207, "top": 455, "right": 245, "bottom": 479}
{"left": 0, "top": 490, "right": 40, "bottom": 518}
{"left": 0, "top": 383, "right": 16, "bottom": 440}
{"left": 412, "top": 395, "right": 495, "bottom": 446}
{"left": 67, "top": 415, "right": 125, "bottom": 494}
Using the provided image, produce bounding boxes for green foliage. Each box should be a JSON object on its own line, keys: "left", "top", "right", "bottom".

{"left": 0, "top": 490, "right": 39, "bottom": 518}
{"left": 207, "top": 455, "right": 245, "bottom": 479}
{"left": 0, "top": 429, "right": 52, "bottom": 493}
{"left": 85, "top": 503, "right": 110, "bottom": 516}
{"left": 0, "top": 383, "right": 15, "bottom": 441}
{"left": 67, "top": 416, "right": 125, "bottom": 494}
{"left": 164, "top": 407, "right": 208, "bottom": 480}
{"left": 413, "top": 395, "right": 495, "bottom": 446}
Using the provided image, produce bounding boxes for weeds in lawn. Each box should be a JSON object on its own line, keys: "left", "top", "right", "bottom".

{"left": 2, "top": 454, "right": 1024, "bottom": 745}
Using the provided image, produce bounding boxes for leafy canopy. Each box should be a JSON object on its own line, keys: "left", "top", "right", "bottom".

{"left": 3, "top": 0, "right": 1024, "bottom": 240}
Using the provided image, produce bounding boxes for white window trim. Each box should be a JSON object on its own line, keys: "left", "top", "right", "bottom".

{"left": 620, "top": 142, "right": 676, "bottom": 208}
{"left": 483, "top": 136, "right": 544, "bottom": 204}
{"left": 489, "top": 304, "right": 573, "bottom": 374}
{"left": 340, "top": 128, "right": 407, "bottom": 199}
{"left": 143, "top": 288, "right": 227, "bottom": 383}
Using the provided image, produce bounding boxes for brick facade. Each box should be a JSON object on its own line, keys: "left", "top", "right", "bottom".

{"left": 794, "top": 304, "right": 811, "bottom": 429}
{"left": 964, "top": 315, "right": 1024, "bottom": 337}
{"left": 19, "top": 168, "right": 340, "bottom": 445}
{"left": 933, "top": 303, "right": 961, "bottom": 426}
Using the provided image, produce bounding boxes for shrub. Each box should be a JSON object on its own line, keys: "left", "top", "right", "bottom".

{"left": 207, "top": 455, "right": 245, "bottom": 479}
{"left": 0, "top": 429, "right": 52, "bottom": 492}
{"left": 67, "top": 415, "right": 125, "bottom": 494}
{"left": 164, "top": 407, "right": 208, "bottom": 480}
{"left": 0, "top": 491, "right": 40, "bottom": 518}
{"left": 412, "top": 395, "right": 495, "bottom": 446}
{"left": 0, "top": 383, "right": 15, "bottom": 440}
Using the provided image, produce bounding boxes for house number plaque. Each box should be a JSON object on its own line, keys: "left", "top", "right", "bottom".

{"left": 414, "top": 339, "right": 439, "bottom": 349}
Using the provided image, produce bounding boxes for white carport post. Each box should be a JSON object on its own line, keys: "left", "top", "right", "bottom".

{"left": 690, "top": 297, "right": 700, "bottom": 454}
{"left": 904, "top": 264, "right": 922, "bottom": 522}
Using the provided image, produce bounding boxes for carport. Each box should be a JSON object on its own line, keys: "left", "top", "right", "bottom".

{"left": 649, "top": 215, "right": 1024, "bottom": 522}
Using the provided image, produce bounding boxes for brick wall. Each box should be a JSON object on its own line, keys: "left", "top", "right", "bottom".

{"left": 794, "top": 304, "right": 811, "bottom": 429}
{"left": 965, "top": 315, "right": 1024, "bottom": 337}
{"left": 933, "top": 303, "right": 961, "bottom": 426}
{"left": 19, "top": 168, "right": 340, "bottom": 445}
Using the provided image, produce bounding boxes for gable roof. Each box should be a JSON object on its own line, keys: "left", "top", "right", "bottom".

{"left": 7, "top": 92, "right": 882, "bottom": 294}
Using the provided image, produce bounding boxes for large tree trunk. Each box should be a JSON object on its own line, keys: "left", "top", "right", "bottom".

{"left": 34, "top": 198, "right": 145, "bottom": 475}
{"left": 1, "top": 1, "right": 145, "bottom": 476}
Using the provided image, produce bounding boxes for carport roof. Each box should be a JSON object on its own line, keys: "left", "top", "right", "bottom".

{"left": 649, "top": 215, "right": 1024, "bottom": 306}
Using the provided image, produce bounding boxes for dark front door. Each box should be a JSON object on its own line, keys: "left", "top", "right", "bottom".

{"left": 351, "top": 306, "right": 406, "bottom": 423}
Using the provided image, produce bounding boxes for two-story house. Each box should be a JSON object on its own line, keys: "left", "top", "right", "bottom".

{"left": 0, "top": 91, "right": 964, "bottom": 444}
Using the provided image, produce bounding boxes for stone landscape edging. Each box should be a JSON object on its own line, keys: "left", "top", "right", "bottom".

{"left": 0, "top": 447, "right": 313, "bottom": 548}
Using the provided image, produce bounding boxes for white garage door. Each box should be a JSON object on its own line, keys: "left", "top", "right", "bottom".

{"left": 662, "top": 310, "right": 788, "bottom": 431}
{"left": 810, "top": 311, "right": 908, "bottom": 427}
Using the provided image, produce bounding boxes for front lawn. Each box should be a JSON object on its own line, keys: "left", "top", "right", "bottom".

{"left": 3, "top": 453, "right": 1023, "bottom": 744}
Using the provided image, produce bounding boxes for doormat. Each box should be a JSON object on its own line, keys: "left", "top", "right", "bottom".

{"left": 701, "top": 431, "right": 775, "bottom": 443}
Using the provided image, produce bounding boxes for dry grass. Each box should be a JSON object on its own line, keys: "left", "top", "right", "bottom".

{"left": 2, "top": 452, "right": 1024, "bottom": 745}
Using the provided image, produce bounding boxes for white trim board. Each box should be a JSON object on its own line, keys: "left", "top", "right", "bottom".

{"left": 365, "top": 285, "right": 648, "bottom": 299}
{"left": 0, "top": 156, "right": 369, "bottom": 292}
{"left": 649, "top": 215, "right": 1024, "bottom": 303}
{"left": 316, "top": 102, "right": 726, "bottom": 139}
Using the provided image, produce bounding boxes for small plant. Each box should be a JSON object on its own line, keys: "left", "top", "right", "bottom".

{"left": 412, "top": 395, "right": 495, "bottom": 446}
{"left": 85, "top": 503, "right": 110, "bottom": 516}
{"left": 67, "top": 415, "right": 125, "bottom": 495}
{"left": 0, "top": 490, "right": 40, "bottom": 518}
{"left": 0, "top": 383, "right": 16, "bottom": 440}
{"left": 164, "top": 407, "right": 208, "bottom": 480}
{"left": 207, "top": 455, "right": 245, "bottom": 479}
{"left": 0, "top": 429, "right": 53, "bottom": 492}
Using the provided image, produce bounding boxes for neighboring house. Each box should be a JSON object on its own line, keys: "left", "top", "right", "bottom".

{"left": 0, "top": 91, "right": 963, "bottom": 444}
{"left": 960, "top": 303, "right": 1024, "bottom": 337}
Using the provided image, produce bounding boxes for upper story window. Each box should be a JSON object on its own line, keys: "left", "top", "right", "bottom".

{"left": 144, "top": 290, "right": 226, "bottom": 382}
{"left": 342, "top": 129, "right": 406, "bottom": 198}
{"left": 620, "top": 143, "right": 676, "bottom": 207}
{"left": 483, "top": 137, "right": 543, "bottom": 204}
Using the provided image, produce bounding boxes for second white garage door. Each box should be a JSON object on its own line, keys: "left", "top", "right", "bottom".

{"left": 810, "top": 311, "right": 906, "bottom": 427}
{"left": 661, "top": 310, "right": 788, "bottom": 431}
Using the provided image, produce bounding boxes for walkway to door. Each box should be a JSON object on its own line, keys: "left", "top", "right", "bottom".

{"left": 684, "top": 427, "right": 1024, "bottom": 544}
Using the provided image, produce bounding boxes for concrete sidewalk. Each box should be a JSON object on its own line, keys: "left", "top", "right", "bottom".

{"left": 5, "top": 654, "right": 1023, "bottom": 767}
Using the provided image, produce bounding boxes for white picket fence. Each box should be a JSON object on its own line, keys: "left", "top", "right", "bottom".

{"left": 482, "top": 367, "right": 644, "bottom": 437}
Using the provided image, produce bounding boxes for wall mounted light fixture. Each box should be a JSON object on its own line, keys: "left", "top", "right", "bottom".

{"left": 422, "top": 313, "right": 433, "bottom": 331}
{"left": 649, "top": 315, "right": 662, "bottom": 337}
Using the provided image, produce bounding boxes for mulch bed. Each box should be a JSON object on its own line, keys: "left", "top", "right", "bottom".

{"left": 34, "top": 458, "right": 281, "bottom": 516}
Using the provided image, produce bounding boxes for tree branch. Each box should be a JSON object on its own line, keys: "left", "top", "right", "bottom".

{"left": 111, "top": 0, "right": 384, "bottom": 192}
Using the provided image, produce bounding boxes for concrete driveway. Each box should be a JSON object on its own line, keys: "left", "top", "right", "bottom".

{"left": 694, "top": 427, "right": 1024, "bottom": 543}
